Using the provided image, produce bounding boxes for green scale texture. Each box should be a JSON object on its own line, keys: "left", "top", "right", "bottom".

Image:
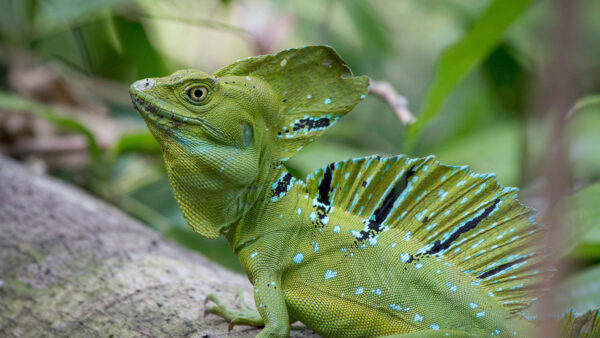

{"left": 130, "top": 46, "right": 598, "bottom": 337}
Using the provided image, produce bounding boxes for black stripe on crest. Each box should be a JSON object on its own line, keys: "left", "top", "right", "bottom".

{"left": 355, "top": 166, "right": 415, "bottom": 242}
{"left": 478, "top": 256, "right": 529, "bottom": 279}
{"left": 427, "top": 198, "right": 501, "bottom": 255}
{"left": 317, "top": 164, "right": 334, "bottom": 206}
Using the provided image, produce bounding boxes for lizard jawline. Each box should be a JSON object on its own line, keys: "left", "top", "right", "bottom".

{"left": 131, "top": 94, "right": 225, "bottom": 140}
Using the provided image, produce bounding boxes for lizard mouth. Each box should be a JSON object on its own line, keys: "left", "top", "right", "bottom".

{"left": 130, "top": 91, "right": 225, "bottom": 140}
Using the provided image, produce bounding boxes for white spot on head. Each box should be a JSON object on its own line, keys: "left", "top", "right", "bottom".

{"left": 324, "top": 97, "right": 332, "bottom": 105}
{"left": 133, "top": 78, "right": 155, "bottom": 91}
{"left": 250, "top": 251, "right": 258, "bottom": 258}
{"left": 246, "top": 76, "right": 251, "bottom": 81}
{"left": 280, "top": 59, "right": 287, "bottom": 67}
{"left": 355, "top": 287, "right": 364, "bottom": 295}
{"left": 414, "top": 313, "right": 423, "bottom": 322}
{"left": 333, "top": 225, "right": 340, "bottom": 233}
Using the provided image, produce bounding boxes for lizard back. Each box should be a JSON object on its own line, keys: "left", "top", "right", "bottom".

{"left": 265, "top": 155, "right": 548, "bottom": 336}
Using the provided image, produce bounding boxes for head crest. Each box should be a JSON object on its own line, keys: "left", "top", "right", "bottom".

{"left": 215, "top": 46, "right": 369, "bottom": 161}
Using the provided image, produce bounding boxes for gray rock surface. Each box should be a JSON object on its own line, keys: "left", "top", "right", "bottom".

{"left": 0, "top": 156, "right": 315, "bottom": 337}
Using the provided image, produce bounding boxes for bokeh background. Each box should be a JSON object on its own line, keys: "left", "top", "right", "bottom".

{"left": 1, "top": 0, "right": 599, "bottom": 315}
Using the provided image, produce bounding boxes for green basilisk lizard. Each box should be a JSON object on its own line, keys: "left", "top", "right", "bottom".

{"left": 130, "top": 46, "right": 599, "bottom": 337}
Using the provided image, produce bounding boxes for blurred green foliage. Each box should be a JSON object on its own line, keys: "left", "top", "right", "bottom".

{"left": 1, "top": 0, "right": 600, "bottom": 313}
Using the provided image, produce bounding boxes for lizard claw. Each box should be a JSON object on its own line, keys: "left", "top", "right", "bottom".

{"left": 228, "top": 321, "right": 235, "bottom": 331}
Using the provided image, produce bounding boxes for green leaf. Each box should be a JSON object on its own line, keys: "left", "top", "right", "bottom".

{"left": 35, "top": 0, "right": 134, "bottom": 34}
{"left": 558, "top": 264, "right": 600, "bottom": 314}
{"left": 342, "top": 0, "right": 393, "bottom": 55}
{"left": 110, "top": 131, "right": 160, "bottom": 158}
{"left": 0, "top": 91, "right": 100, "bottom": 159}
{"left": 567, "top": 95, "right": 600, "bottom": 184}
{"left": 569, "top": 94, "right": 600, "bottom": 116}
{"left": 433, "top": 121, "right": 520, "bottom": 186}
{"left": 407, "top": 0, "right": 535, "bottom": 148}
{"left": 564, "top": 183, "right": 600, "bottom": 257}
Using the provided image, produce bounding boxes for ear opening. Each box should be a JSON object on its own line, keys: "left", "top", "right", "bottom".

{"left": 215, "top": 46, "right": 369, "bottom": 161}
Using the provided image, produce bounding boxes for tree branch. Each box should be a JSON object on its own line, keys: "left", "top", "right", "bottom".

{"left": 369, "top": 80, "right": 416, "bottom": 125}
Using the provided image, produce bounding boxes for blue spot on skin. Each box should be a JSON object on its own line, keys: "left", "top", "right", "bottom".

{"left": 355, "top": 287, "right": 364, "bottom": 295}
{"left": 313, "top": 241, "right": 319, "bottom": 253}
{"left": 414, "top": 313, "right": 423, "bottom": 322}
{"left": 293, "top": 253, "right": 304, "bottom": 264}
{"left": 360, "top": 94, "right": 366, "bottom": 99}
{"left": 371, "top": 288, "right": 382, "bottom": 295}
{"left": 250, "top": 251, "right": 258, "bottom": 258}
{"left": 469, "top": 303, "right": 479, "bottom": 309}
{"left": 390, "top": 304, "right": 403, "bottom": 311}
{"left": 476, "top": 311, "right": 486, "bottom": 318}
{"left": 297, "top": 208, "right": 302, "bottom": 215}
{"left": 391, "top": 243, "right": 397, "bottom": 248}
{"left": 344, "top": 172, "right": 350, "bottom": 179}
{"left": 310, "top": 212, "right": 317, "bottom": 221}
{"left": 400, "top": 253, "right": 411, "bottom": 263}
{"left": 333, "top": 225, "right": 340, "bottom": 233}
{"left": 430, "top": 324, "right": 440, "bottom": 330}
{"left": 324, "top": 97, "right": 332, "bottom": 105}
{"left": 306, "top": 94, "right": 312, "bottom": 99}
{"left": 415, "top": 263, "right": 423, "bottom": 269}
{"left": 324, "top": 270, "right": 338, "bottom": 280}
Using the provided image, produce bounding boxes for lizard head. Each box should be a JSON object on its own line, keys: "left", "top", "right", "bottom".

{"left": 130, "top": 46, "right": 369, "bottom": 238}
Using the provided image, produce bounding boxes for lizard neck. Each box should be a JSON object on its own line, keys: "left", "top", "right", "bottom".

{"left": 224, "top": 163, "right": 300, "bottom": 253}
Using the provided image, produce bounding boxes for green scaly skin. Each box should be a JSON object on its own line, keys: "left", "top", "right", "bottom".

{"left": 129, "top": 46, "right": 593, "bottom": 337}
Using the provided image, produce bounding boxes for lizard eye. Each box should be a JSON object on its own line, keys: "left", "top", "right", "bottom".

{"left": 186, "top": 86, "right": 209, "bottom": 103}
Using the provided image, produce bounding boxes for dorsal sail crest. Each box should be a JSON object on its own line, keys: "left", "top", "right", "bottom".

{"left": 304, "top": 155, "right": 549, "bottom": 314}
